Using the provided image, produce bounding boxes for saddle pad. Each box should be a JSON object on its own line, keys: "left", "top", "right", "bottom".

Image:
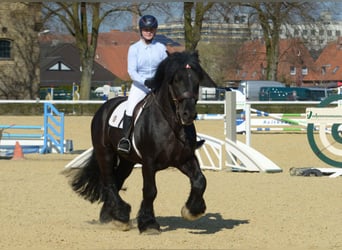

{"left": 108, "top": 101, "right": 127, "bottom": 128}
{"left": 108, "top": 100, "right": 144, "bottom": 129}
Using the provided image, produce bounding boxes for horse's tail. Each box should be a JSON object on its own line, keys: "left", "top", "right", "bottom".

{"left": 63, "top": 150, "right": 104, "bottom": 203}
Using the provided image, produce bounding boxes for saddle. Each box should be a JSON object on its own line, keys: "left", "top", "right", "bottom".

{"left": 108, "top": 94, "right": 153, "bottom": 130}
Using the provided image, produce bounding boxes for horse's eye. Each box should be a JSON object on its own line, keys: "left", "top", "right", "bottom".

{"left": 174, "top": 75, "right": 181, "bottom": 82}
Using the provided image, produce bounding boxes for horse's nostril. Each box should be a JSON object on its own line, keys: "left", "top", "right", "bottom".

{"left": 183, "top": 111, "right": 189, "bottom": 117}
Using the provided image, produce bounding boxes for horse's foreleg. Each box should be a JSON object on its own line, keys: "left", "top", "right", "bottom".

{"left": 137, "top": 166, "right": 160, "bottom": 234}
{"left": 178, "top": 157, "right": 206, "bottom": 221}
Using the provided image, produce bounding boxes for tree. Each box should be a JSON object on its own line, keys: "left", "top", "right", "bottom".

{"left": 197, "top": 42, "right": 240, "bottom": 86}
{"left": 183, "top": 2, "right": 214, "bottom": 51}
{"left": 42, "top": 2, "right": 139, "bottom": 100}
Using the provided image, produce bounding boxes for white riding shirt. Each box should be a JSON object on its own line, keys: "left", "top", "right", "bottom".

{"left": 125, "top": 39, "right": 168, "bottom": 116}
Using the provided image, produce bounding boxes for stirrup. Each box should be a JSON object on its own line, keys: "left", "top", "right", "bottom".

{"left": 117, "top": 138, "right": 131, "bottom": 153}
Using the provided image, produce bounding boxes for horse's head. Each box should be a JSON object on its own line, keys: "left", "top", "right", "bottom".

{"left": 169, "top": 61, "right": 200, "bottom": 125}
{"left": 154, "top": 51, "right": 216, "bottom": 125}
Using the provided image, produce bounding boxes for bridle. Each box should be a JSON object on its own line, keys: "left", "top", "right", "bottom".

{"left": 168, "top": 64, "right": 198, "bottom": 124}
{"left": 151, "top": 63, "right": 199, "bottom": 146}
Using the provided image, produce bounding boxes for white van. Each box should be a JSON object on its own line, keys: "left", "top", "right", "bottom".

{"left": 94, "top": 85, "right": 122, "bottom": 98}
{"left": 238, "top": 80, "right": 285, "bottom": 101}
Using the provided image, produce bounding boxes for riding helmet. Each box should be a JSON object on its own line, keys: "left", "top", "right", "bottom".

{"left": 139, "top": 15, "right": 158, "bottom": 31}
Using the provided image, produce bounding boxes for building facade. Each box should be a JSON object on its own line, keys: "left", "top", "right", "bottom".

{"left": 0, "top": 3, "right": 41, "bottom": 99}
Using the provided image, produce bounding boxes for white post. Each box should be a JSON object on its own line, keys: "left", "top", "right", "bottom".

{"left": 245, "top": 103, "right": 251, "bottom": 146}
{"left": 225, "top": 91, "right": 236, "bottom": 169}
{"left": 225, "top": 91, "right": 236, "bottom": 141}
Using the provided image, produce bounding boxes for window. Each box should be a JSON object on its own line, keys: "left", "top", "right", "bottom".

{"left": 303, "top": 30, "right": 308, "bottom": 36}
{"left": 302, "top": 66, "right": 308, "bottom": 75}
{"left": 311, "top": 30, "right": 316, "bottom": 36}
{"left": 333, "top": 66, "right": 339, "bottom": 74}
{"left": 0, "top": 39, "right": 11, "bottom": 59}
{"left": 290, "top": 66, "right": 296, "bottom": 75}
{"left": 319, "top": 30, "right": 324, "bottom": 36}
{"left": 328, "top": 30, "right": 332, "bottom": 36}
{"left": 48, "top": 61, "right": 71, "bottom": 71}
{"left": 321, "top": 66, "right": 326, "bottom": 75}
{"left": 294, "top": 29, "right": 299, "bottom": 36}
{"left": 336, "top": 30, "right": 341, "bottom": 37}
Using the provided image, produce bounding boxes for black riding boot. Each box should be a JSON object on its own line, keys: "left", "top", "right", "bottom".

{"left": 117, "top": 114, "right": 133, "bottom": 153}
{"left": 185, "top": 124, "right": 205, "bottom": 150}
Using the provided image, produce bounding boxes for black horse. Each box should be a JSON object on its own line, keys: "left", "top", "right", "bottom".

{"left": 65, "top": 51, "right": 216, "bottom": 234}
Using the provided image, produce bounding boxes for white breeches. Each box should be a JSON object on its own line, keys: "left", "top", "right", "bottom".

{"left": 125, "top": 84, "right": 149, "bottom": 116}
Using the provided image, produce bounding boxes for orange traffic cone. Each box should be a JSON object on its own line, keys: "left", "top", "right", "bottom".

{"left": 12, "top": 141, "right": 24, "bottom": 160}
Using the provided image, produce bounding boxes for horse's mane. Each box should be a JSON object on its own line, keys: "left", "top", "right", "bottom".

{"left": 153, "top": 51, "right": 203, "bottom": 90}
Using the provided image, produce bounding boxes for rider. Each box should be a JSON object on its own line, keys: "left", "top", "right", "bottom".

{"left": 117, "top": 15, "right": 205, "bottom": 153}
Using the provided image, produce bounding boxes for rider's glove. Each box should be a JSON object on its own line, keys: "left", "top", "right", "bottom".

{"left": 144, "top": 78, "right": 155, "bottom": 89}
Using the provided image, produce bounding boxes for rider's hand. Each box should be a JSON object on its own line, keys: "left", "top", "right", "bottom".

{"left": 144, "top": 78, "right": 157, "bottom": 92}
{"left": 144, "top": 78, "right": 155, "bottom": 89}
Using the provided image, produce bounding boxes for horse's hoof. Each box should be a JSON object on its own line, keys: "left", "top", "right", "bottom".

{"left": 181, "top": 205, "right": 204, "bottom": 221}
{"left": 112, "top": 220, "right": 132, "bottom": 231}
{"left": 140, "top": 228, "right": 161, "bottom": 235}
{"left": 137, "top": 218, "right": 161, "bottom": 235}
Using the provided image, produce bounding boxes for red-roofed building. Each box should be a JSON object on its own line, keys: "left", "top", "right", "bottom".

{"left": 94, "top": 30, "right": 139, "bottom": 81}
{"left": 40, "top": 30, "right": 342, "bottom": 90}
{"left": 225, "top": 37, "right": 342, "bottom": 88}
{"left": 40, "top": 30, "right": 184, "bottom": 84}
{"left": 225, "top": 39, "right": 316, "bottom": 87}
{"left": 95, "top": 30, "right": 184, "bottom": 81}
{"left": 95, "top": 44, "right": 132, "bottom": 81}
{"left": 97, "top": 30, "right": 139, "bottom": 46}
{"left": 306, "top": 38, "right": 342, "bottom": 87}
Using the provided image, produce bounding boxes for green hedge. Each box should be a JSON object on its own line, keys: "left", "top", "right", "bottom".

{"left": 0, "top": 102, "right": 323, "bottom": 116}
{"left": 0, "top": 103, "right": 102, "bottom": 116}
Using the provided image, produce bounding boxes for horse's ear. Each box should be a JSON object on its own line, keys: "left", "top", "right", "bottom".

{"left": 189, "top": 50, "right": 216, "bottom": 87}
{"left": 200, "top": 69, "right": 217, "bottom": 87}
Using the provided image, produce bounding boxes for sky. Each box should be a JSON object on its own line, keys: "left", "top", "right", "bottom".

{"left": 100, "top": 3, "right": 182, "bottom": 32}
{"left": 100, "top": 2, "right": 342, "bottom": 32}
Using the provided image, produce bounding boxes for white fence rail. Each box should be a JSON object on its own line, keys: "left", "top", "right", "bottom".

{"left": 0, "top": 98, "right": 325, "bottom": 173}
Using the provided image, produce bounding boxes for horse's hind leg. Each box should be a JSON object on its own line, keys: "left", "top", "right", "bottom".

{"left": 95, "top": 147, "right": 132, "bottom": 229}
{"left": 178, "top": 157, "right": 206, "bottom": 220}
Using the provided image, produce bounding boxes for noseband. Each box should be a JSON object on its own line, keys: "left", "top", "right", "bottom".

{"left": 169, "top": 88, "right": 196, "bottom": 103}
